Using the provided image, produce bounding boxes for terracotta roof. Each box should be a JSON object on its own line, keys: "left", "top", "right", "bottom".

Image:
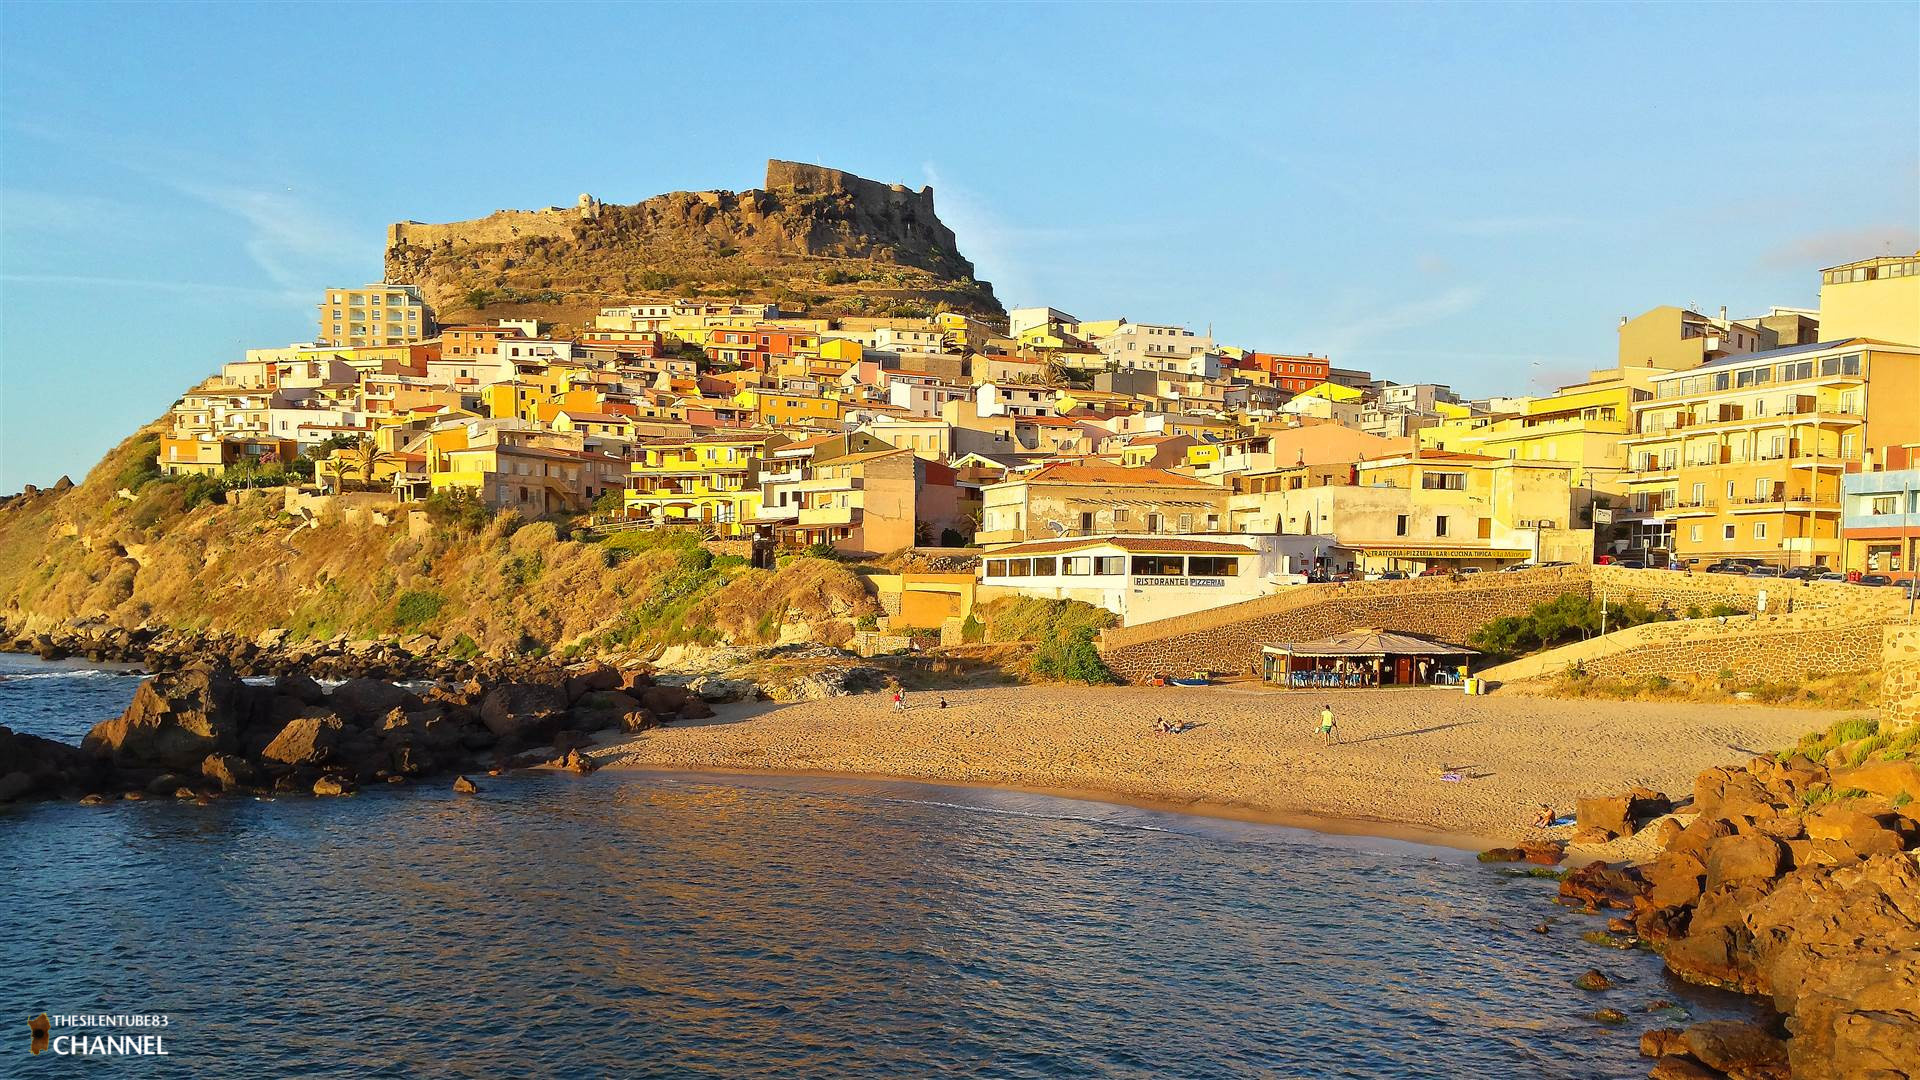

{"left": 986, "top": 536, "right": 1256, "bottom": 558}
{"left": 1022, "top": 464, "right": 1218, "bottom": 487}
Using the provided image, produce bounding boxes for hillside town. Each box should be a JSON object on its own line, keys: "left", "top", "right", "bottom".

{"left": 156, "top": 251, "right": 1920, "bottom": 629}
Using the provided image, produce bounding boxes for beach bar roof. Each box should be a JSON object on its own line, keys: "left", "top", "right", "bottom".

{"left": 1260, "top": 630, "right": 1477, "bottom": 659}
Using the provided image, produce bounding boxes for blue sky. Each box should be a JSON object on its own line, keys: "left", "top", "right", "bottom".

{"left": 2, "top": 2, "right": 1915, "bottom": 490}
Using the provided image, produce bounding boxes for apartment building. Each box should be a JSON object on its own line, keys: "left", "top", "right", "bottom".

{"left": 623, "top": 433, "right": 787, "bottom": 535}
{"left": 976, "top": 464, "right": 1231, "bottom": 546}
{"left": 318, "top": 284, "right": 435, "bottom": 348}
{"left": 1618, "top": 340, "right": 1919, "bottom": 567}
{"left": 1819, "top": 252, "right": 1920, "bottom": 345}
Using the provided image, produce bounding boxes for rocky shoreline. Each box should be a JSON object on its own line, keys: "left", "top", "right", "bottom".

{"left": 0, "top": 654, "right": 731, "bottom": 805}
{"left": 1486, "top": 740, "right": 1920, "bottom": 1080}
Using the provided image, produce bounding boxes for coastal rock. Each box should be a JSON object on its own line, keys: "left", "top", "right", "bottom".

{"left": 0, "top": 771, "right": 34, "bottom": 802}
{"left": 1683, "top": 1020, "right": 1787, "bottom": 1076}
{"left": 452, "top": 775, "right": 478, "bottom": 794}
{"left": 261, "top": 712, "right": 346, "bottom": 767}
{"left": 1645, "top": 851, "right": 1707, "bottom": 909}
{"left": 1575, "top": 795, "right": 1632, "bottom": 842}
{"left": 1834, "top": 759, "right": 1920, "bottom": 804}
{"left": 1520, "top": 839, "right": 1565, "bottom": 866}
{"left": 759, "top": 664, "right": 885, "bottom": 703}
{"left": 200, "top": 752, "right": 257, "bottom": 790}
{"left": 311, "top": 775, "right": 355, "bottom": 797}
{"left": 1668, "top": 816, "right": 1736, "bottom": 862}
{"left": 686, "top": 674, "right": 757, "bottom": 703}
{"left": 479, "top": 682, "right": 568, "bottom": 742}
{"left": 0, "top": 724, "right": 102, "bottom": 801}
{"left": 1558, "top": 861, "right": 1645, "bottom": 911}
{"left": 83, "top": 663, "right": 260, "bottom": 772}
{"left": 273, "top": 672, "right": 327, "bottom": 705}
{"left": 327, "top": 678, "right": 419, "bottom": 724}
{"left": 557, "top": 748, "right": 596, "bottom": 775}
{"left": 1703, "top": 833, "right": 1783, "bottom": 891}
{"left": 1803, "top": 804, "right": 1904, "bottom": 861}
{"left": 1640, "top": 1028, "right": 1688, "bottom": 1058}
{"left": 563, "top": 663, "right": 621, "bottom": 703}
{"left": 1647, "top": 1056, "right": 1721, "bottom": 1080}
{"left": 1573, "top": 968, "right": 1612, "bottom": 992}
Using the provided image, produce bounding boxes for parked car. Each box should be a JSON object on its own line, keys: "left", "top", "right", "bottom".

{"left": 1747, "top": 566, "right": 1784, "bottom": 578}
{"left": 1780, "top": 567, "right": 1815, "bottom": 581}
{"left": 1704, "top": 562, "right": 1750, "bottom": 575}
{"left": 1501, "top": 563, "right": 1537, "bottom": 573}
{"left": 1380, "top": 570, "right": 1409, "bottom": 581}
{"left": 1616, "top": 559, "right": 1646, "bottom": 570}
{"left": 1856, "top": 574, "right": 1893, "bottom": 587}
{"left": 1457, "top": 566, "right": 1484, "bottom": 575}
{"left": 1417, "top": 567, "right": 1450, "bottom": 577}
{"left": 1815, "top": 571, "right": 1848, "bottom": 582}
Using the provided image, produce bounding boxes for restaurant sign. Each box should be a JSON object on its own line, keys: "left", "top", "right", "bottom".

{"left": 1134, "top": 576, "right": 1227, "bottom": 587}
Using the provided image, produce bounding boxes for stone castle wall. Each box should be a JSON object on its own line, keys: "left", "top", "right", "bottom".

{"left": 388, "top": 205, "right": 583, "bottom": 253}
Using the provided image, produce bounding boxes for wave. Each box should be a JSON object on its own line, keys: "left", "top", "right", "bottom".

{"left": 0, "top": 669, "right": 150, "bottom": 683}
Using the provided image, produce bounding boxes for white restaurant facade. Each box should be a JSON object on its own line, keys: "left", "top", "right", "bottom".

{"left": 976, "top": 535, "right": 1303, "bottom": 626}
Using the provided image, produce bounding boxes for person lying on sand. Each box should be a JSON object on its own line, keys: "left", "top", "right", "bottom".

{"left": 1530, "top": 804, "right": 1555, "bottom": 828}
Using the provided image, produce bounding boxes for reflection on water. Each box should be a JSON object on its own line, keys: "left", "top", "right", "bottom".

{"left": 1, "top": 660, "right": 1757, "bottom": 1077}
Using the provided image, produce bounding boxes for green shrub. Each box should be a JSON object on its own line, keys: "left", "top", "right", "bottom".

{"left": 391, "top": 589, "right": 446, "bottom": 631}
{"left": 424, "top": 489, "right": 492, "bottom": 533}
{"left": 1469, "top": 591, "right": 1672, "bottom": 662}
{"left": 1031, "top": 627, "right": 1117, "bottom": 684}
{"left": 115, "top": 435, "right": 163, "bottom": 491}
{"left": 446, "top": 633, "right": 481, "bottom": 661}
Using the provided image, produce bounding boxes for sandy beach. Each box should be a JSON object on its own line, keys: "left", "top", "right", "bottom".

{"left": 589, "top": 684, "right": 1843, "bottom": 850}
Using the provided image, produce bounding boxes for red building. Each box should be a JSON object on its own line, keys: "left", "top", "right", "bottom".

{"left": 1245, "top": 352, "right": 1331, "bottom": 394}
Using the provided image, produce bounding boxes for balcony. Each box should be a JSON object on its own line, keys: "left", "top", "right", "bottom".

{"left": 1726, "top": 494, "right": 1841, "bottom": 514}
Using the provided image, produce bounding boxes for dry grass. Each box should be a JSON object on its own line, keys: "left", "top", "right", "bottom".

{"left": 1528, "top": 669, "right": 1881, "bottom": 711}
{"left": 0, "top": 435, "right": 879, "bottom": 658}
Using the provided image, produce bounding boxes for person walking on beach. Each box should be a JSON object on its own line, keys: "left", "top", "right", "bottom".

{"left": 892, "top": 687, "right": 906, "bottom": 712}
{"left": 1319, "top": 703, "right": 1337, "bottom": 745}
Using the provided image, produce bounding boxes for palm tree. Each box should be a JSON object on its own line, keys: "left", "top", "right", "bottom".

{"left": 348, "top": 435, "right": 390, "bottom": 491}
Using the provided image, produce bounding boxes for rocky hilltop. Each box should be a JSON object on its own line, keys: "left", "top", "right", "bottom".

{"left": 385, "top": 160, "right": 1002, "bottom": 329}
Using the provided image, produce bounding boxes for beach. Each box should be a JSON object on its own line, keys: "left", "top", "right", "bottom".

{"left": 590, "top": 684, "right": 1841, "bottom": 849}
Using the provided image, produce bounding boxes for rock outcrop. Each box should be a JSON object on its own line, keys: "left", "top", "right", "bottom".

{"left": 1537, "top": 751, "right": 1920, "bottom": 1080}
{"left": 385, "top": 160, "right": 1001, "bottom": 328}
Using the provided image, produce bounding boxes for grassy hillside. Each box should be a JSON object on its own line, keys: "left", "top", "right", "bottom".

{"left": 0, "top": 425, "right": 877, "bottom": 658}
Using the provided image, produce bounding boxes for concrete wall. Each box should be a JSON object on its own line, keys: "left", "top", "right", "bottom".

{"left": 1574, "top": 611, "right": 1893, "bottom": 682}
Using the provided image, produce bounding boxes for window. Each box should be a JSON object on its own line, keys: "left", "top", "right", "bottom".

{"left": 1478, "top": 517, "right": 1492, "bottom": 539}
{"left": 1754, "top": 523, "right": 1769, "bottom": 540}
{"left": 1434, "top": 514, "right": 1451, "bottom": 537}
{"left": 1094, "top": 556, "right": 1125, "bottom": 575}
{"left": 1113, "top": 508, "right": 1130, "bottom": 525}
{"left": 1005, "top": 558, "right": 1031, "bottom": 578}
{"left": 1146, "top": 513, "right": 1164, "bottom": 532}
{"left": 1206, "top": 514, "right": 1220, "bottom": 531}
{"left": 1178, "top": 513, "right": 1193, "bottom": 532}
{"left": 1691, "top": 483, "right": 1705, "bottom": 504}
{"left": 1187, "top": 556, "right": 1240, "bottom": 577}
{"left": 1726, "top": 481, "right": 1736, "bottom": 499}
{"left": 1723, "top": 524, "right": 1736, "bottom": 540}
{"left": 1079, "top": 512, "right": 1095, "bottom": 532}
{"left": 1690, "top": 525, "right": 1703, "bottom": 543}
{"left": 1130, "top": 555, "right": 1184, "bottom": 576}
{"left": 1871, "top": 496, "right": 1898, "bottom": 516}
{"left": 1064, "top": 557, "right": 1092, "bottom": 576}
{"left": 1031, "top": 557, "right": 1057, "bottom": 576}
{"left": 1420, "top": 471, "right": 1466, "bottom": 490}
{"left": 1756, "top": 478, "right": 1771, "bottom": 499}
{"left": 1395, "top": 514, "right": 1409, "bottom": 537}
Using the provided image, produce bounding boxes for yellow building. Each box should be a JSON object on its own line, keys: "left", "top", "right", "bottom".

{"left": 1819, "top": 252, "right": 1920, "bottom": 345}
{"left": 734, "top": 388, "right": 842, "bottom": 428}
{"left": 624, "top": 433, "right": 788, "bottom": 534}
{"left": 1618, "top": 339, "right": 1918, "bottom": 568}
{"left": 820, "top": 337, "right": 865, "bottom": 363}
{"left": 1617, "top": 306, "right": 1767, "bottom": 372}
{"left": 1419, "top": 379, "right": 1641, "bottom": 501}
{"left": 318, "top": 284, "right": 435, "bottom": 348}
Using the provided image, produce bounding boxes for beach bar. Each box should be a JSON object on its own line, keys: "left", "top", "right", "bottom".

{"left": 1260, "top": 630, "right": 1477, "bottom": 688}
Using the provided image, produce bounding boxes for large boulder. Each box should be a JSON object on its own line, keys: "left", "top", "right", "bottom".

{"left": 260, "top": 711, "right": 346, "bottom": 767}
{"left": 1703, "top": 833, "right": 1783, "bottom": 891}
{"left": 479, "top": 682, "right": 569, "bottom": 742}
{"left": 1682, "top": 1020, "right": 1787, "bottom": 1076}
{"left": 1833, "top": 759, "right": 1920, "bottom": 804}
{"left": 326, "top": 678, "right": 420, "bottom": 725}
{"left": 83, "top": 663, "right": 262, "bottom": 771}
{"left": 1803, "top": 803, "right": 1905, "bottom": 861}
{"left": 0, "top": 725, "right": 102, "bottom": 801}
{"left": 562, "top": 663, "right": 621, "bottom": 703}
{"left": 1645, "top": 850, "right": 1708, "bottom": 909}
{"left": 1574, "top": 795, "right": 1632, "bottom": 842}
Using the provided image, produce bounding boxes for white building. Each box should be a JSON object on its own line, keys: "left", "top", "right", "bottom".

{"left": 977, "top": 381, "right": 1055, "bottom": 418}
{"left": 977, "top": 535, "right": 1303, "bottom": 627}
{"left": 1095, "top": 322, "right": 1217, "bottom": 376}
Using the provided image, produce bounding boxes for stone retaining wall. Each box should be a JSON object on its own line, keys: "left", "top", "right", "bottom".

{"left": 1097, "top": 569, "right": 1590, "bottom": 682}
{"left": 1590, "top": 565, "right": 1908, "bottom": 621}
{"left": 1576, "top": 616, "right": 1894, "bottom": 683}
